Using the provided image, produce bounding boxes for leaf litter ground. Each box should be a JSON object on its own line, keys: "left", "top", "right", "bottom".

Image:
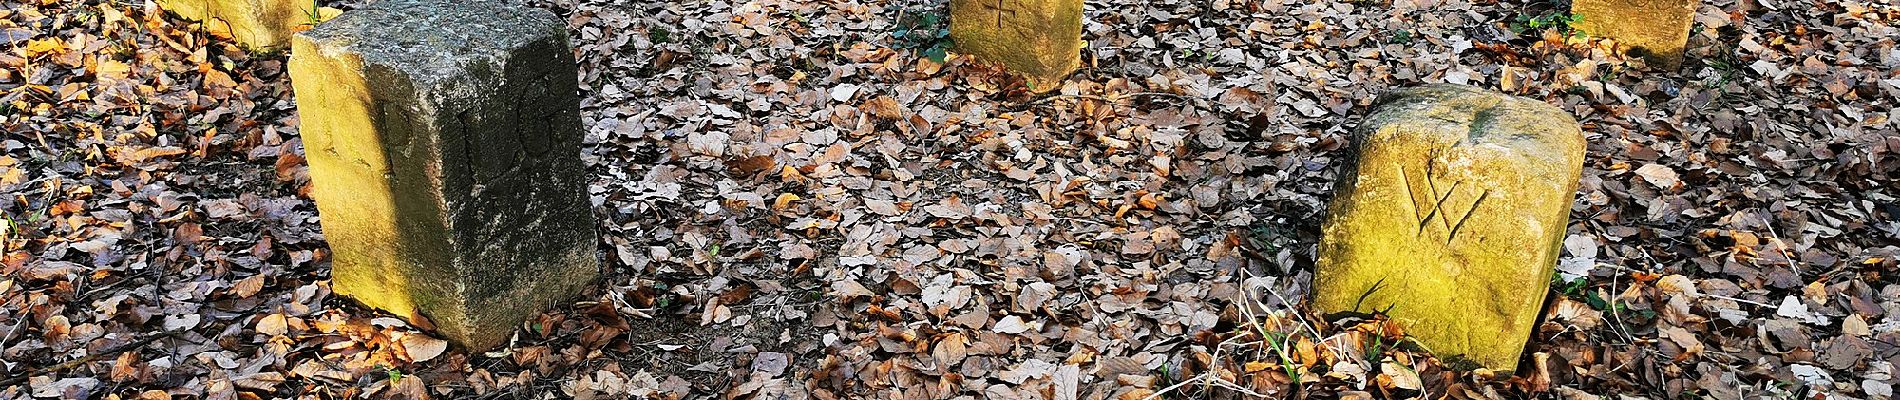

{"left": 0, "top": 0, "right": 1896, "bottom": 399}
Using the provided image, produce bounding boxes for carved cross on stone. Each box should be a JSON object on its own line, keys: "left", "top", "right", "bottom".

{"left": 980, "top": 0, "right": 1016, "bottom": 29}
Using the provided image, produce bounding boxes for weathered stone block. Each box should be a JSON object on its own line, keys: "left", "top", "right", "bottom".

{"left": 158, "top": 0, "right": 316, "bottom": 49}
{"left": 1312, "top": 84, "right": 1585, "bottom": 370}
{"left": 289, "top": 0, "right": 598, "bottom": 350}
{"left": 1571, "top": 0, "right": 1701, "bottom": 69}
{"left": 949, "top": 0, "right": 1083, "bottom": 92}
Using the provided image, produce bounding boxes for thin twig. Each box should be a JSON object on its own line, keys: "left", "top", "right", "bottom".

{"left": 0, "top": 329, "right": 184, "bottom": 387}
{"left": 0, "top": 317, "right": 24, "bottom": 350}
{"left": 1141, "top": 373, "right": 1206, "bottom": 400}
{"left": 1702, "top": 293, "right": 1775, "bottom": 308}
{"left": 1762, "top": 222, "right": 1804, "bottom": 275}
{"left": 1029, "top": 92, "right": 1198, "bottom": 107}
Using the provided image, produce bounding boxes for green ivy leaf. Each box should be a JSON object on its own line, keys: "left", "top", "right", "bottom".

{"left": 925, "top": 46, "right": 947, "bottom": 63}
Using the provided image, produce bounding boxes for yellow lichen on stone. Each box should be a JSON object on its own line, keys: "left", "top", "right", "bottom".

{"left": 1312, "top": 84, "right": 1586, "bottom": 371}
{"left": 158, "top": 0, "right": 318, "bottom": 50}
{"left": 949, "top": 0, "right": 1083, "bottom": 92}
{"left": 288, "top": 34, "right": 440, "bottom": 332}
{"left": 1571, "top": 0, "right": 1701, "bottom": 69}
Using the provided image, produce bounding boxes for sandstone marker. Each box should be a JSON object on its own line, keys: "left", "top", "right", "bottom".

{"left": 157, "top": 0, "right": 320, "bottom": 49}
{"left": 950, "top": 0, "right": 1084, "bottom": 92}
{"left": 1571, "top": 0, "right": 1702, "bottom": 69}
{"left": 1312, "top": 84, "right": 1586, "bottom": 370}
{"left": 289, "top": 0, "right": 599, "bottom": 350}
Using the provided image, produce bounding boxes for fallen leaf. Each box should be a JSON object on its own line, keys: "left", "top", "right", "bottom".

{"left": 255, "top": 313, "right": 288, "bottom": 336}
{"left": 400, "top": 334, "right": 449, "bottom": 362}
{"left": 1633, "top": 164, "right": 1680, "bottom": 190}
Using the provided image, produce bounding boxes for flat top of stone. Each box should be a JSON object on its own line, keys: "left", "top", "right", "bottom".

{"left": 1363, "top": 84, "right": 1583, "bottom": 155}
{"left": 297, "top": 0, "right": 564, "bottom": 81}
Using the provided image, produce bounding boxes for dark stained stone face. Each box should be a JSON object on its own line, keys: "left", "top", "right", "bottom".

{"left": 290, "top": 0, "right": 599, "bottom": 351}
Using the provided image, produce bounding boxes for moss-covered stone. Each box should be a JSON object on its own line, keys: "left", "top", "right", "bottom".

{"left": 157, "top": 0, "right": 316, "bottom": 50}
{"left": 1571, "top": 0, "right": 1701, "bottom": 69}
{"left": 289, "top": 0, "right": 599, "bottom": 351}
{"left": 949, "top": 0, "right": 1083, "bottom": 92}
{"left": 1312, "top": 84, "right": 1585, "bottom": 371}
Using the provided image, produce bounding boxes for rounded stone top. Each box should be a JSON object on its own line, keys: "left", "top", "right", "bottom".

{"left": 295, "top": 0, "right": 567, "bottom": 84}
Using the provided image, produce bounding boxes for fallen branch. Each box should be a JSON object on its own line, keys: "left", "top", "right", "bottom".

{"left": 0, "top": 329, "right": 184, "bottom": 387}
{"left": 1028, "top": 91, "right": 1199, "bottom": 108}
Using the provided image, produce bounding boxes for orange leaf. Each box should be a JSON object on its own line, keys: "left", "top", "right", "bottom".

{"left": 24, "top": 38, "right": 63, "bottom": 57}
{"left": 772, "top": 193, "right": 800, "bottom": 211}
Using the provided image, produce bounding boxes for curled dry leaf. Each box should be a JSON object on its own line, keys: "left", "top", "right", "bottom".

{"left": 399, "top": 334, "right": 449, "bottom": 363}
{"left": 1633, "top": 163, "right": 1680, "bottom": 190}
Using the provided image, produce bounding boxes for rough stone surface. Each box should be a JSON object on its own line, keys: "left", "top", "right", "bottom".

{"left": 949, "top": 0, "right": 1083, "bottom": 92}
{"left": 1570, "top": 0, "right": 1700, "bottom": 69}
{"left": 1311, "top": 84, "right": 1585, "bottom": 370}
{"left": 289, "top": 0, "right": 598, "bottom": 350}
{"left": 158, "top": 0, "right": 315, "bottom": 49}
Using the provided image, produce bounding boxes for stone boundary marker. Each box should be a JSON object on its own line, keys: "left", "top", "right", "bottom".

{"left": 950, "top": 0, "right": 1085, "bottom": 92}
{"left": 289, "top": 0, "right": 599, "bottom": 350}
{"left": 1311, "top": 84, "right": 1586, "bottom": 370}
{"left": 1571, "top": 0, "right": 1702, "bottom": 69}
{"left": 156, "top": 0, "right": 318, "bottom": 49}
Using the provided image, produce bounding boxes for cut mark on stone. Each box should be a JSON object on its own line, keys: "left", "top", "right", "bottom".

{"left": 1445, "top": 189, "right": 1488, "bottom": 243}
{"left": 1399, "top": 166, "right": 1421, "bottom": 225}
{"left": 378, "top": 100, "right": 417, "bottom": 158}
{"left": 455, "top": 109, "right": 477, "bottom": 190}
{"left": 981, "top": 0, "right": 1017, "bottom": 29}
{"left": 1402, "top": 161, "right": 1489, "bottom": 244}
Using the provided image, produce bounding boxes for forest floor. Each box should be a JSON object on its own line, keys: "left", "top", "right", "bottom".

{"left": 2, "top": 0, "right": 1897, "bottom": 398}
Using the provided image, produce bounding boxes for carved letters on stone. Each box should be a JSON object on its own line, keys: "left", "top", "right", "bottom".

{"left": 1401, "top": 159, "right": 1491, "bottom": 245}
{"left": 1311, "top": 84, "right": 1586, "bottom": 370}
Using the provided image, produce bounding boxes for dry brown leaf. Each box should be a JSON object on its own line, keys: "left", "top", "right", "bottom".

{"left": 1633, "top": 164, "right": 1680, "bottom": 190}
{"left": 232, "top": 274, "right": 265, "bottom": 298}
{"left": 255, "top": 313, "right": 288, "bottom": 336}
{"left": 400, "top": 334, "right": 450, "bottom": 363}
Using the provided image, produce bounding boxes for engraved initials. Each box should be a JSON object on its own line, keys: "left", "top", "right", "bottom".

{"left": 1399, "top": 160, "right": 1489, "bottom": 244}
